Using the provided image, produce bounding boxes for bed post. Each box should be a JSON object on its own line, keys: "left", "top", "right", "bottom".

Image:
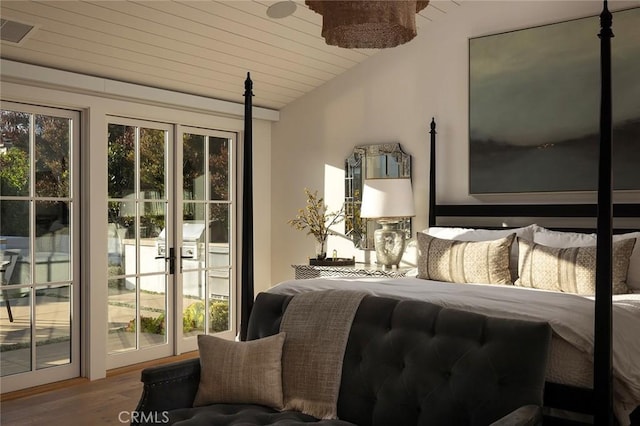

{"left": 594, "top": 1, "right": 614, "bottom": 424}
{"left": 428, "top": 117, "right": 437, "bottom": 227}
{"left": 240, "top": 72, "right": 254, "bottom": 341}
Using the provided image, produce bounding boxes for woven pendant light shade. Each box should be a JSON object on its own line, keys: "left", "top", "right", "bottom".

{"left": 306, "top": 1, "right": 429, "bottom": 48}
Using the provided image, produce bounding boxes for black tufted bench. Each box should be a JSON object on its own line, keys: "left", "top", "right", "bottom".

{"left": 133, "top": 293, "right": 551, "bottom": 426}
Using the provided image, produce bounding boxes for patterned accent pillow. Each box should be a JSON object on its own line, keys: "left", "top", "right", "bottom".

{"left": 533, "top": 227, "right": 640, "bottom": 293}
{"left": 516, "top": 239, "right": 636, "bottom": 294}
{"left": 416, "top": 232, "right": 516, "bottom": 284}
{"left": 194, "top": 332, "right": 286, "bottom": 409}
{"left": 426, "top": 224, "right": 536, "bottom": 281}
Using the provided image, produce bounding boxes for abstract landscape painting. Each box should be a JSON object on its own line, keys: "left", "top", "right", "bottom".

{"left": 469, "top": 7, "right": 640, "bottom": 194}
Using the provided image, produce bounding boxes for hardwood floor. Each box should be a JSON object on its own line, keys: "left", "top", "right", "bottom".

{"left": 1, "top": 352, "right": 198, "bottom": 426}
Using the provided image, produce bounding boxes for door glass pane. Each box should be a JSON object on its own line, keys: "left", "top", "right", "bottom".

{"left": 0, "top": 110, "right": 30, "bottom": 197}
{"left": 209, "top": 137, "right": 229, "bottom": 201}
{"left": 140, "top": 274, "right": 166, "bottom": 348}
{"left": 1, "top": 200, "right": 30, "bottom": 285}
{"left": 122, "top": 216, "right": 138, "bottom": 275}
{"left": 107, "top": 277, "right": 136, "bottom": 353}
{"left": 209, "top": 290, "right": 229, "bottom": 334}
{"left": 141, "top": 202, "right": 166, "bottom": 275}
{"left": 108, "top": 201, "right": 137, "bottom": 276}
{"left": 141, "top": 202, "right": 165, "bottom": 239}
{"left": 209, "top": 204, "right": 229, "bottom": 267}
{"left": 108, "top": 202, "right": 133, "bottom": 277}
{"left": 182, "top": 199, "right": 206, "bottom": 339}
{"left": 182, "top": 269, "right": 206, "bottom": 301}
{"left": 209, "top": 268, "right": 230, "bottom": 300}
{"left": 140, "top": 128, "right": 166, "bottom": 198}
{"left": 35, "top": 201, "right": 70, "bottom": 283}
{"left": 183, "top": 134, "right": 206, "bottom": 201}
{"left": 35, "top": 115, "right": 70, "bottom": 198}
{"left": 107, "top": 124, "right": 135, "bottom": 199}
{"left": 183, "top": 202, "right": 206, "bottom": 267}
{"left": 183, "top": 270, "right": 205, "bottom": 338}
{"left": 36, "top": 284, "right": 71, "bottom": 370}
{"left": 0, "top": 287, "right": 31, "bottom": 376}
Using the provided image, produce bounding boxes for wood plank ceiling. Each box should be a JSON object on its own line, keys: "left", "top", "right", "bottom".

{"left": 0, "top": 1, "right": 461, "bottom": 110}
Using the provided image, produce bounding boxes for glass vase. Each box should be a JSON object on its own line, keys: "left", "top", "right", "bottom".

{"left": 315, "top": 239, "right": 327, "bottom": 260}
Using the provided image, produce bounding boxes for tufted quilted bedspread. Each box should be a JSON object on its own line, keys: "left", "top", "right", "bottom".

{"left": 269, "top": 276, "right": 640, "bottom": 425}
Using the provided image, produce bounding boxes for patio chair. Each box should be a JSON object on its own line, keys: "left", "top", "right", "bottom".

{"left": 2, "top": 254, "right": 18, "bottom": 322}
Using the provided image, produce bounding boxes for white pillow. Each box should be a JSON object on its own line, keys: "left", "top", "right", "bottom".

{"left": 534, "top": 227, "right": 640, "bottom": 293}
{"left": 533, "top": 227, "right": 597, "bottom": 247}
{"left": 425, "top": 225, "right": 534, "bottom": 241}
{"left": 425, "top": 224, "right": 536, "bottom": 280}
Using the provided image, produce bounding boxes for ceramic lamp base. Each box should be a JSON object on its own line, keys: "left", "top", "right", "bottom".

{"left": 373, "top": 221, "right": 406, "bottom": 267}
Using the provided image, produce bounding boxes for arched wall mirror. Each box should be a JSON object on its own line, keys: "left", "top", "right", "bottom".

{"left": 345, "top": 143, "right": 412, "bottom": 250}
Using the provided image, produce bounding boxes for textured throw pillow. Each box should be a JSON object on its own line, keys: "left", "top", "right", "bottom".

{"left": 516, "top": 239, "right": 636, "bottom": 295}
{"left": 425, "top": 225, "right": 536, "bottom": 281}
{"left": 534, "top": 227, "right": 640, "bottom": 293}
{"left": 619, "top": 232, "right": 640, "bottom": 293}
{"left": 416, "top": 232, "right": 515, "bottom": 284}
{"left": 194, "top": 332, "right": 286, "bottom": 409}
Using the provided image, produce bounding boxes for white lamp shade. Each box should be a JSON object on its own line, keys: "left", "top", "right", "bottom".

{"left": 360, "top": 178, "right": 415, "bottom": 219}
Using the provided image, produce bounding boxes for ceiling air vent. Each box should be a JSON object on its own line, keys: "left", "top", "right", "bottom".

{"left": 1, "top": 19, "right": 36, "bottom": 45}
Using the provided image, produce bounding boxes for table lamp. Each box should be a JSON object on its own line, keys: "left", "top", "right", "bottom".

{"left": 360, "top": 178, "right": 415, "bottom": 267}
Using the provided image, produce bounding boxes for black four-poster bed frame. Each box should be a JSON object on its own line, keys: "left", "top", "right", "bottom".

{"left": 240, "top": 2, "right": 639, "bottom": 424}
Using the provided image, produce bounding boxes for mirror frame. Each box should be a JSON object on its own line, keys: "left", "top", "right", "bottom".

{"left": 345, "top": 143, "right": 412, "bottom": 250}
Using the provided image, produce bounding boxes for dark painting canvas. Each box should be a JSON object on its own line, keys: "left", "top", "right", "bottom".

{"left": 469, "top": 7, "right": 640, "bottom": 194}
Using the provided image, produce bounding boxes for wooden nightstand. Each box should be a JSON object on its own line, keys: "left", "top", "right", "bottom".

{"left": 292, "top": 263, "right": 413, "bottom": 280}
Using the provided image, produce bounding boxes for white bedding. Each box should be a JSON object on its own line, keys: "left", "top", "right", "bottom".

{"left": 268, "top": 276, "right": 640, "bottom": 424}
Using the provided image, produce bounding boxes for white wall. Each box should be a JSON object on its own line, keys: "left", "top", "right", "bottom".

{"left": 270, "top": 1, "right": 638, "bottom": 284}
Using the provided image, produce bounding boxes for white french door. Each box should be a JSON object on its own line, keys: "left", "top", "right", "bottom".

{"left": 177, "top": 126, "right": 237, "bottom": 354}
{"left": 106, "top": 118, "right": 174, "bottom": 368}
{"left": 0, "top": 102, "right": 81, "bottom": 391}
{"left": 106, "top": 119, "right": 236, "bottom": 368}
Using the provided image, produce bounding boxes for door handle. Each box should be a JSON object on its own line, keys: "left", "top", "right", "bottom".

{"left": 155, "top": 248, "right": 176, "bottom": 274}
